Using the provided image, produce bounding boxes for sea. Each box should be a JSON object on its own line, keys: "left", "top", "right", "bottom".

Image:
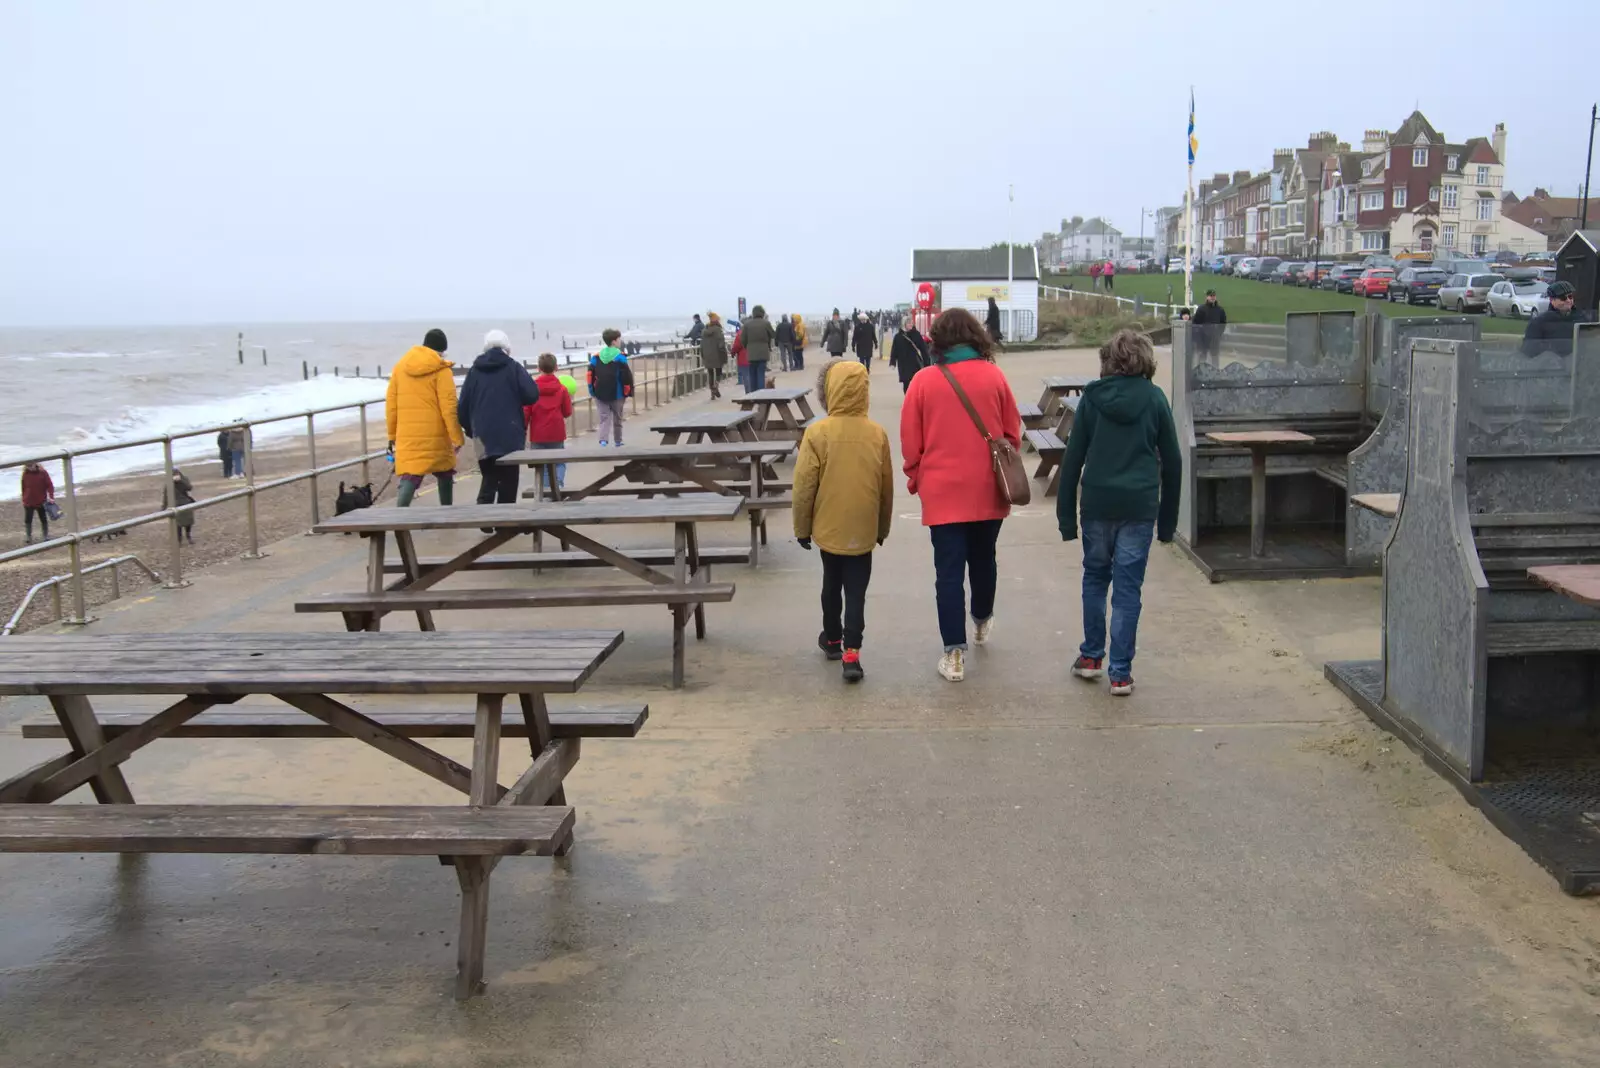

{"left": 0, "top": 317, "right": 688, "bottom": 499}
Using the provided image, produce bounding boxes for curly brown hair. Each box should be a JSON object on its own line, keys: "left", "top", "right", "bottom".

{"left": 928, "top": 308, "right": 997, "bottom": 363}
{"left": 1099, "top": 329, "right": 1157, "bottom": 379}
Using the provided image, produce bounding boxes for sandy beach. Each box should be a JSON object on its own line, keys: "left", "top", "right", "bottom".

{"left": 0, "top": 421, "right": 391, "bottom": 632}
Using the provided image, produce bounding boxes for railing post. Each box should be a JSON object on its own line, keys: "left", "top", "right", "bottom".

{"left": 242, "top": 424, "right": 266, "bottom": 560}
{"left": 50, "top": 582, "right": 62, "bottom": 622}
{"left": 359, "top": 403, "right": 371, "bottom": 486}
{"left": 305, "top": 412, "right": 321, "bottom": 532}
{"left": 161, "top": 437, "right": 190, "bottom": 590}
{"left": 61, "top": 454, "right": 79, "bottom": 537}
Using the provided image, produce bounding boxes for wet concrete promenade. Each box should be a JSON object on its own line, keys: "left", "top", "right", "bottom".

{"left": 1, "top": 347, "right": 1596, "bottom": 1067}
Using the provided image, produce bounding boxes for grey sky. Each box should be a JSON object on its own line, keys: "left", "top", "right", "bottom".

{"left": 1, "top": 0, "right": 1590, "bottom": 326}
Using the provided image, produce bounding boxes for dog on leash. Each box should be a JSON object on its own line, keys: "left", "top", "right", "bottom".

{"left": 335, "top": 482, "right": 375, "bottom": 517}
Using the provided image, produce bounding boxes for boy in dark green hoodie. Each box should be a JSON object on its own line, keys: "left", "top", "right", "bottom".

{"left": 1056, "top": 329, "right": 1182, "bottom": 695}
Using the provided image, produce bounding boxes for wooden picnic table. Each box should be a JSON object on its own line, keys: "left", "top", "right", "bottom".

{"left": 1038, "top": 375, "right": 1095, "bottom": 416}
{"left": 1528, "top": 565, "right": 1600, "bottom": 608}
{"left": 298, "top": 497, "right": 746, "bottom": 687}
{"left": 1204, "top": 430, "right": 1318, "bottom": 558}
{"left": 648, "top": 408, "right": 758, "bottom": 444}
{"left": 500, "top": 442, "right": 796, "bottom": 564}
{"left": 731, "top": 386, "right": 816, "bottom": 441}
{"left": 1351, "top": 492, "right": 1400, "bottom": 519}
{"left": 0, "top": 629, "right": 632, "bottom": 999}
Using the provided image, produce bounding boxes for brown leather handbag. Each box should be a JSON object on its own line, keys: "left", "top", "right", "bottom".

{"left": 937, "top": 365, "right": 1031, "bottom": 507}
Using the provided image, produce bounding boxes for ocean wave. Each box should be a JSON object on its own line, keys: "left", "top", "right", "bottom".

{"left": 1, "top": 349, "right": 179, "bottom": 362}
{"left": 0, "top": 376, "right": 389, "bottom": 498}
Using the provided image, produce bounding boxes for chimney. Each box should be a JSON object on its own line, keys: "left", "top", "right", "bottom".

{"left": 1071, "top": 215, "right": 1083, "bottom": 225}
{"left": 1212, "top": 172, "right": 1228, "bottom": 188}
{"left": 1533, "top": 187, "right": 1550, "bottom": 200}
{"left": 1233, "top": 169, "right": 1251, "bottom": 185}
{"left": 1492, "top": 122, "right": 1507, "bottom": 167}
{"left": 1273, "top": 148, "right": 1293, "bottom": 171}
{"left": 1198, "top": 180, "right": 1213, "bottom": 200}
{"left": 1362, "top": 129, "right": 1388, "bottom": 153}
{"left": 1307, "top": 131, "right": 1338, "bottom": 152}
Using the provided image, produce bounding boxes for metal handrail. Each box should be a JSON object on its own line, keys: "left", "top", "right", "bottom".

{"left": 2, "top": 554, "right": 162, "bottom": 635}
{"left": 0, "top": 343, "right": 709, "bottom": 631}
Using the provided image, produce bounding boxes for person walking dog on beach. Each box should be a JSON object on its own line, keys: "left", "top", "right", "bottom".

{"left": 901, "top": 308, "right": 1022, "bottom": 683}
{"left": 524, "top": 352, "right": 575, "bottom": 494}
{"left": 793, "top": 359, "right": 893, "bottom": 684}
{"left": 457, "top": 330, "right": 540, "bottom": 508}
{"left": 1057, "top": 329, "right": 1182, "bottom": 696}
{"left": 701, "top": 312, "right": 729, "bottom": 398}
{"left": 889, "top": 317, "right": 929, "bottom": 394}
{"left": 387, "top": 328, "right": 464, "bottom": 507}
{"left": 851, "top": 313, "right": 876, "bottom": 369}
{"left": 587, "top": 329, "right": 634, "bottom": 446}
{"left": 20, "top": 462, "right": 54, "bottom": 544}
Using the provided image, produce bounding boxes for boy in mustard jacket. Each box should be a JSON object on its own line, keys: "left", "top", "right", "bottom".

{"left": 793, "top": 359, "right": 894, "bottom": 682}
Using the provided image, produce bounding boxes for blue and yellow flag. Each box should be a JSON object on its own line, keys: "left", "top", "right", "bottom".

{"left": 1187, "top": 90, "right": 1198, "bottom": 165}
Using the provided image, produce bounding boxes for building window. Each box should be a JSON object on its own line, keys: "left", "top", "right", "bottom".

{"left": 1413, "top": 148, "right": 1428, "bottom": 166}
{"left": 1471, "top": 234, "right": 1488, "bottom": 254}
{"left": 1442, "top": 185, "right": 1458, "bottom": 210}
{"left": 1291, "top": 202, "right": 1304, "bottom": 225}
{"left": 1360, "top": 191, "right": 1383, "bottom": 211}
{"left": 1429, "top": 186, "right": 1440, "bottom": 202}
{"left": 1476, "top": 165, "right": 1490, "bottom": 185}
{"left": 1443, "top": 224, "right": 1456, "bottom": 248}
{"left": 1446, "top": 154, "right": 1458, "bottom": 171}
{"left": 1393, "top": 187, "right": 1407, "bottom": 208}
{"left": 1385, "top": 149, "right": 1391, "bottom": 166}
{"left": 1362, "top": 232, "right": 1387, "bottom": 250}
{"left": 1344, "top": 232, "right": 1354, "bottom": 253}
{"left": 1477, "top": 197, "right": 1493, "bottom": 221}
{"left": 1362, "top": 159, "right": 1374, "bottom": 176}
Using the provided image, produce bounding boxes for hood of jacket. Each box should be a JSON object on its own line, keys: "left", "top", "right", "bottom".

{"left": 822, "top": 359, "right": 869, "bottom": 417}
{"left": 535, "top": 373, "right": 568, "bottom": 400}
{"left": 1083, "top": 373, "right": 1155, "bottom": 425}
{"left": 471, "top": 347, "right": 515, "bottom": 373}
{"left": 398, "top": 345, "right": 453, "bottom": 377}
{"left": 598, "top": 345, "right": 622, "bottom": 364}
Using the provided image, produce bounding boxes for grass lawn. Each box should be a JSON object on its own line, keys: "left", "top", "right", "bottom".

{"left": 1041, "top": 271, "right": 1527, "bottom": 335}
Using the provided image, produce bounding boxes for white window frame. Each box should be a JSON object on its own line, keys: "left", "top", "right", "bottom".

{"left": 1360, "top": 191, "right": 1383, "bottom": 211}
{"left": 1446, "top": 154, "right": 1459, "bottom": 172}
{"left": 1442, "top": 224, "right": 1457, "bottom": 248}
{"left": 1393, "top": 187, "right": 1407, "bottom": 208}
{"left": 1476, "top": 165, "right": 1490, "bottom": 185}
{"left": 1477, "top": 198, "right": 1493, "bottom": 221}
{"left": 1471, "top": 234, "right": 1488, "bottom": 254}
{"left": 1442, "top": 185, "right": 1459, "bottom": 210}
{"left": 1361, "top": 232, "right": 1387, "bottom": 251}
{"left": 1429, "top": 186, "right": 1440, "bottom": 202}
{"left": 1413, "top": 147, "right": 1428, "bottom": 166}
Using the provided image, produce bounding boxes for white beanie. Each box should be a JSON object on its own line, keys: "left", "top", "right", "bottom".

{"left": 483, "top": 329, "right": 511, "bottom": 354}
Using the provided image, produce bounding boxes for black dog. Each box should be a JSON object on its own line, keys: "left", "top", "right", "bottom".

{"left": 335, "top": 481, "right": 375, "bottom": 517}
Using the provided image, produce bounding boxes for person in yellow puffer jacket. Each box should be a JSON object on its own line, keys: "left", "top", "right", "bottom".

{"left": 792, "top": 358, "right": 893, "bottom": 683}
{"left": 791, "top": 314, "right": 808, "bottom": 371}
{"left": 386, "top": 328, "right": 465, "bottom": 507}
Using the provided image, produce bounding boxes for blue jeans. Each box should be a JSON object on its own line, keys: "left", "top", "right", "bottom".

{"left": 530, "top": 441, "right": 565, "bottom": 494}
{"left": 746, "top": 360, "right": 767, "bottom": 393}
{"left": 230, "top": 449, "right": 245, "bottom": 477}
{"left": 929, "top": 519, "right": 1003, "bottom": 651}
{"left": 1079, "top": 519, "right": 1154, "bottom": 681}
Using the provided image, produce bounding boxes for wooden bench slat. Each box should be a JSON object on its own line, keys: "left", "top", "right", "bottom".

{"left": 0, "top": 804, "right": 576, "bottom": 856}
{"left": 1024, "top": 430, "right": 1066, "bottom": 454}
{"left": 1485, "top": 620, "right": 1600, "bottom": 656}
{"left": 384, "top": 548, "right": 750, "bottom": 574}
{"left": 21, "top": 706, "right": 649, "bottom": 741}
{"left": 297, "top": 583, "right": 736, "bottom": 613}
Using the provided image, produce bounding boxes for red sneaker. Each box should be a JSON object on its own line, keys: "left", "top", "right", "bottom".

{"left": 842, "top": 649, "right": 864, "bottom": 683}
{"left": 1109, "top": 676, "right": 1134, "bottom": 696}
{"left": 1071, "top": 655, "right": 1104, "bottom": 680}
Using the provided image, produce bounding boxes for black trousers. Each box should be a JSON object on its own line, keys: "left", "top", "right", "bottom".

{"left": 820, "top": 549, "right": 873, "bottom": 649}
{"left": 476, "top": 457, "right": 521, "bottom": 505}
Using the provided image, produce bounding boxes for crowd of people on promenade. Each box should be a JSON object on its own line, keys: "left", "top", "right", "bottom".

{"left": 366, "top": 304, "right": 1181, "bottom": 696}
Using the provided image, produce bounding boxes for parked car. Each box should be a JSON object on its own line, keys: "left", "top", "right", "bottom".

{"left": 1386, "top": 267, "right": 1449, "bottom": 305}
{"left": 1351, "top": 268, "right": 1396, "bottom": 297}
{"left": 1268, "top": 261, "right": 1302, "bottom": 284}
{"left": 1233, "top": 256, "right": 1261, "bottom": 279}
{"left": 1296, "top": 262, "right": 1333, "bottom": 287}
{"left": 1207, "top": 255, "right": 1230, "bottom": 273}
{"left": 1433, "top": 257, "right": 1490, "bottom": 278}
{"left": 1437, "top": 273, "right": 1506, "bottom": 312}
{"left": 1323, "top": 264, "right": 1366, "bottom": 293}
{"left": 1521, "top": 252, "right": 1555, "bottom": 266}
{"left": 1485, "top": 279, "right": 1549, "bottom": 318}
{"left": 1488, "top": 251, "right": 1521, "bottom": 269}
{"left": 1166, "top": 257, "right": 1185, "bottom": 273}
{"left": 1248, "top": 256, "right": 1282, "bottom": 280}
{"left": 1360, "top": 254, "right": 1399, "bottom": 270}
{"left": 1537, "top": 265, "right": 1558, "bottom": 282}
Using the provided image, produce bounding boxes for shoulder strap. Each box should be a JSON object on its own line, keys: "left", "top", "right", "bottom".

{"left": 937, "top": 365, "right": 994, "bottom": 444}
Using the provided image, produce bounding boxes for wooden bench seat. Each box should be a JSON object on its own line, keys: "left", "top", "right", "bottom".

{"left": 0, "top": 804, "right": 576, "bottom": 856}
{"left": 22, "top": 705, "right": 648, "bottom": 741}
{"left": 522, "top": 483, "right": 793, "bottom": 500}
{"left": 298, "top": 583, "right": 735, "bottom": 615}
{"left": 385, "top": 548, "right": 749, "bottom": 574}
{"left": 1025, "top": 429, "right": 1069, "bottom": 497}
{"left": 1486, "top": 620, "right": 1600, "bottom": 657}
{"left": 1311, "top": 459, "right": 1349, "bottom": 489}
{"left": 1017, "top": 401, "right": 1048, "bottom": 430}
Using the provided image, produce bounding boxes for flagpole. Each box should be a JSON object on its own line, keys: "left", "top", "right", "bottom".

{"left": 1007, "top": 183, "right": 1015, "bottom": 334}
{"left": 1184, "top": 87, "right": 1195, "bottom": 310}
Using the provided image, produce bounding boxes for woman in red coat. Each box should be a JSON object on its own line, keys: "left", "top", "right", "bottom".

{"left": 20, "top": 462, "right": 55, "bottom": 544}
{"left": 900, "top": 308, "right": 1022, "bottom": 683}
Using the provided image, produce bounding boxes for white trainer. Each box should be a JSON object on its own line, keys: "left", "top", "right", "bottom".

{"left": 938, "top": 649, "right": 966, "bottom": 682}
{"left": 972, "top": 615, "right": 996, "bottom": 644}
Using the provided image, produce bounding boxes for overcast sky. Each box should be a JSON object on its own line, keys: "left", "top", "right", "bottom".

{"left": 1, "top": 0, "right": 1590, "bottom": 326}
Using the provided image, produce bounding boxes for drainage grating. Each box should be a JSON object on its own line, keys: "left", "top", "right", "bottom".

{"left": 1324, "top": 659, "right": 1600, "bottom": 895}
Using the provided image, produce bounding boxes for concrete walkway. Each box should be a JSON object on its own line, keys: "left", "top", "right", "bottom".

{"left": 1, "top": 347, "right": 1596, "bottom": 1067}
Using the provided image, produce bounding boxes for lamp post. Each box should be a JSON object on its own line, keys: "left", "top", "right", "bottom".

{"left": 1583, "top": 103, "right": 1597, "bottom": 228}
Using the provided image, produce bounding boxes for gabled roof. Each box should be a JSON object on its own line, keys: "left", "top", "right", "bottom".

{"left": 911, "top": 247, "right": 1039, "bottom": 282}
{"left": 1073, "top": 216, "right": 1120, "bottom": 236}
{"left": 1390, "top": 110, "right": 1442, "bottom": 147}
{"left": 1464, "top": 137, "right": 1500, "bottom": 165}
{"left": 1560, "top": 230, "right": 1600, "bottom": 254}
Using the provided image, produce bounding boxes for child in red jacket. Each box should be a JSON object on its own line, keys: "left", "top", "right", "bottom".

{"left": 524, "top": 353, "right": 575, "bottom": 495}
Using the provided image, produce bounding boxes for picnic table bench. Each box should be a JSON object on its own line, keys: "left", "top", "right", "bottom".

{"left": 0, "top": 629, "right": 634, "bottom": 998}
{"left": 1350, "top": 492, "right": 1400, "bottom": 519}
{"left": 502, "top": 442, "right": 796, "bottom": 564}
{"left": 731, "top": 386, "right": 817, "bottom": 440}
{"left": 1037, "top": 375, "right": 1093, "bottom": 417}
{"left": 1204, "top": 431, "right": 1317, "bottom": 558}
{"left": 648, "top": 409, "right": 758, "bottom": 444}
{"left": 297, "top": 497, "right": 745, "bottom": 687}
{"left": 1024, "top": 396, "right": 1081, "bottom": 497}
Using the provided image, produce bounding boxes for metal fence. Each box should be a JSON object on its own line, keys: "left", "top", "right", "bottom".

{"left": 0, "top": 345, "right": 707, "bottom": 632}
{"left": 1041, "top": 284, "right": 1184, "bottom": 318}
